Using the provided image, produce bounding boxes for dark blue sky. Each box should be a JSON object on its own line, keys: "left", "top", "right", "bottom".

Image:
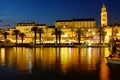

{"left": 0, "top": 0, "right": 120, "bottom": 28}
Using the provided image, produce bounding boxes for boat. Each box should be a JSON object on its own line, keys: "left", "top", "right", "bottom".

{"left": 106, "top": 46, "right": 120, "bottom": 65}
{"left": 106, "top": 57, "right": 120, "bottom": 65}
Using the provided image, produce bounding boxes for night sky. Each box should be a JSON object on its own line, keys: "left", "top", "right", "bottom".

{"left": 0, "top": 0, "right": 120, "bottom": 28}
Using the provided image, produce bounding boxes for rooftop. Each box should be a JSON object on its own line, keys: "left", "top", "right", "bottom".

{"left": 56, "top": 18, "right": 96, "bottom": 22}
{"left": 16, "top": 22, "right": 47, "bottom": 26}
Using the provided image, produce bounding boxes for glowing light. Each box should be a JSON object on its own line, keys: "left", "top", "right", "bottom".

{"left": 0, "top": 48, "right": 5, "bottom": 66}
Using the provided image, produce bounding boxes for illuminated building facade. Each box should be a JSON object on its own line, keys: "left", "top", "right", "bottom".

{"left": 101, "top": 4, "right": 108, "bottom": 27}
{"left": 6, "top": 25, "right": 120, "bottom": 44}
{"left": 15, "top": 22, "right": 48, "bottom": 37}
{"left": 55, "top": 18, "right": 96, "bottom": 28}
{"left": 6, "top": 22, "right": 49, "bottom": 43}
{"left": 2, "top": 4, "right": 120, "bottom": 44}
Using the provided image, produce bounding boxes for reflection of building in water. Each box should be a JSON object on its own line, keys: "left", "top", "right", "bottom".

{"left": 78, "top": 48, "right": 100, "bottom": 71}
{"left": 1, "top": 47, "right": 33, "bottom": 73}
{"left": 0, "top": 48, "right": 5, "bottom": 66}
{"left": 35, "top": 48, "right": 56, "bottom": 70}
{"left": 58, "top": 48, "right": 101, "bottom": 72}
{"left": 15, "top": 48, "right": 33, "bottom": 73}
{"left": 0, "top": 47, "right": 111, "bottom": 75}
{"left": 99, "top": 48, "right": 110, "bottom": 80}
{"left": 100, "top": 57, "right": 110, "bottom": 80}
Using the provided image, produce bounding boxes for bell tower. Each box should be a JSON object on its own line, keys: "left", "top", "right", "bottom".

{"left": 101, "top": 4, "right": 108, "bottom": 27}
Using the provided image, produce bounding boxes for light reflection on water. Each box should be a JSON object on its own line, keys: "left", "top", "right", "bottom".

{"left": 0, "top": 47, "right": 115, "bottom": 80}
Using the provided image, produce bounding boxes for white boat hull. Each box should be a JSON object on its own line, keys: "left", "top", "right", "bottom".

{"left": 107, "top": 58, "right": 120, "bottom": 65}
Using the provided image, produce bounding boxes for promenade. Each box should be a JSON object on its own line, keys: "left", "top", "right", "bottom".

{"left": 0, "top": 43, "right": 109, "bottom": 48}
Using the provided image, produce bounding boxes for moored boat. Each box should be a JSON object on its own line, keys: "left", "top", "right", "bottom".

{"left": 106, "top": 57, "right": 120, "bottom": 65}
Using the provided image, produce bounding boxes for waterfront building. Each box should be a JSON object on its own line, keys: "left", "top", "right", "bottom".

{"left": 6, "top": 22, "right": 49, "bottom": 43}
{"left": 55, "top": 18, "right": 96, "bottom": 28}
{"left": 16, "top": 22, "right": 47, "bottom": 37}
{"left": 101, "top": 4, "right": 108, "bottom": 27}
{"left": 1, "top": 4, "right": 120, "bottom": 45}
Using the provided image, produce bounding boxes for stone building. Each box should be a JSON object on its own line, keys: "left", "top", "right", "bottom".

{"left": 55, "top": 18, "right": 96, "bottom": 28}
{"left": 3, "top": 4, "right": 120, "bottom": 44}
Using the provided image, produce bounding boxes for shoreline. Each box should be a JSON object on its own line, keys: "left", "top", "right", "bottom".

{"left": 0, "top": 43, "right": 109, "bottom": 48}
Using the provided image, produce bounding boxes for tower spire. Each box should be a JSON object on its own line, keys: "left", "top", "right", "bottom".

{"left": 101, "top": 4, "right": 108, "bottom": 27}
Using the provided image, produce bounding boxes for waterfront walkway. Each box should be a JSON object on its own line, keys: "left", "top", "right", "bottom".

{"left": 0, "top": 43, "right": 108, "bottom": 48}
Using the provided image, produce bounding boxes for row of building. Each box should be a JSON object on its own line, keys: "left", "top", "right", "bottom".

{"left": 0, "top": 4, "right": 120, "bottom": 44}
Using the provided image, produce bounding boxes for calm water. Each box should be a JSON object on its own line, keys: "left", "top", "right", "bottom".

{"left": 0, "top": 47, "right": 120, "bottom": 80}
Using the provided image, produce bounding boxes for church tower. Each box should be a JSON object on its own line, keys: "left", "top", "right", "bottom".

{"left": 101, "top": 4, "right": 108, "bottom": 27}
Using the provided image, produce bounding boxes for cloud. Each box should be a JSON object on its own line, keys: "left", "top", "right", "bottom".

{"left": 0, "top": 20, "right": 3, "bottom": 23}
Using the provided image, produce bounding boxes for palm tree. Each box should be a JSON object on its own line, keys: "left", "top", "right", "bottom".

{"left": 101, "top": 31, "right": 107, "bottom": 44}
{"left": 114, "top": 28, "right": 119, "bottom": 38}
{"left": 75, "top": 28, "right": 83, "bottom": 44}
{"left": 0, "top": 29, "right": 3, "bottom": 35}
{"left": 71, "top": 28, "right": 75, "bottom": 38}
{"left": 31, "top": 27, "right": 38, "bottom": 45}
{"left": 2, "top": 31, "right": 9, "bottom": 43}
{"left": 37, "top": 28, "right": 44, "bottom": 44}
{"left": 19, "top": 32, "right": 26, "bottom": 43}
{"left": 97, "top": 27, "right": 106, "bottom": 44}
{"left": 12, "top": 29, "right": 21, "bottom": 45}
{"left": 52, "top": 28, "right": 59, "bottom": 44}
{"left": 83, "top": 28, "right": 88, "bottom": 40}
{"left": 58, "top": 29, "right": 63, "bottom": 44}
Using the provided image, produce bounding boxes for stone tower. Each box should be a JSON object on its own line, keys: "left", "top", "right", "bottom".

{"left": 101, "top": 4, "right": 108, "bottom": 27}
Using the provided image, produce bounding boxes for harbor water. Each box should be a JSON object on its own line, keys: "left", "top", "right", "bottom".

{"left": 0, "top": 47, "right": 119, "bottom": 80}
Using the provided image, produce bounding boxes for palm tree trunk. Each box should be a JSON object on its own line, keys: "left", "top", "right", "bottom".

{"left": 16, "top": 34, "right": 18, "bottom": 45}
{"left": 59, "top": 33, "right": 61, "bottom": 44}
{"left": 100, "top": 33, "right": 102, "bottom": 44}
{"left": 78, "top": 33, "right": 80, "bottom": 44}
{"left": 39, "top": 32, "right": 41, "bottom": 44}
{"left": 55, "top": 33, "right": 57, "bottom": 44}
{"left": 22, "top": 36, "right": 23, "bottom": 43}
{"left": 5, "top": 35, "right": 7, "bottom": 44}
{"left": 103, "top": 36, "right": 104, "bottom": 44}
{"left": 34, "top": 31, "right": 36, "bottom": 45}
